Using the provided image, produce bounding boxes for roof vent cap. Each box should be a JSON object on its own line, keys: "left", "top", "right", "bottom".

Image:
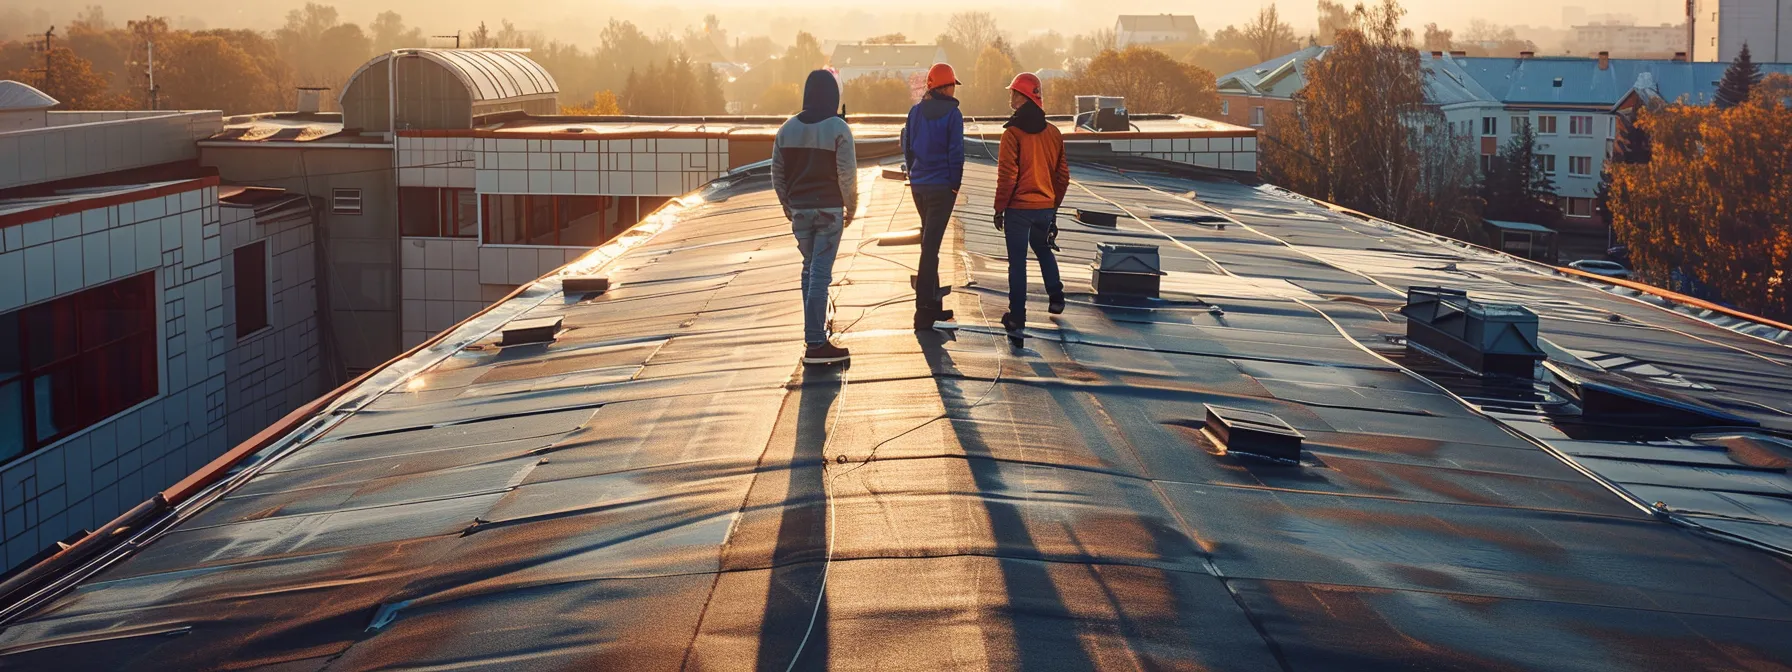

{"left": 1092, "top": 243, "right": 1164, "bottom": 299}
{"left": 1204, "top": 404, "right": 1305, "bottom": 462}
{"left": 501, "top": 315, "right": 564, "bottom": 346}
{"left": 1400, "top": 286, "right": 1545, "bottom": 378}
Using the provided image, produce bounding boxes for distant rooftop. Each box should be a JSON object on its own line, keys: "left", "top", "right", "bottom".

{"left": 0, "top": 80, "right": 56, "bottom": 111}
{"left": 1115, "top": 14, "right": 1203, "bottom": 33}
{"left": 828, "top": 43, "right": 943, "bottom": 69}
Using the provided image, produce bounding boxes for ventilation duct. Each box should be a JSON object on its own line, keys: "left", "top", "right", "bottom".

{"left": 1400, "top": 286, "right": 1545, "bottom": 378}
{"left": 562, "top": 276, "right": 610, "bottom": 295}
{"left": 1077, "top": 209, "right": 1120, "bottom": 227}
{"left": 1545, "top": 362, "right": 1758, "bottom": 428}
{"left": 1203, "top": 404, "right": 1304, "bottom": 461}
{"left": 501, "top": 316, "right": 564, "bottom": 346}
{"left": 1092, "top": 243, "right": 1164, "bottom": 298}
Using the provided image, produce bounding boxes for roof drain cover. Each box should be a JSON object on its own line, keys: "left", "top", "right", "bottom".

{"left": 1077, "top": 209, "right": 1119, "bottom": 227}
{"left": 501, "top": 316, "right": 563, "bottom": 346}
{"left": 1204, "top": 404, "right": 1304, "bottom": 462}
{"left": 1092, "top": 243, "right": 1164, "bottom": 299}
{"left": 1400, "top": 286, "right": 1544, "bottom": 378}
{"left": 562, "top": 275, "right": 610, "bottom": 295}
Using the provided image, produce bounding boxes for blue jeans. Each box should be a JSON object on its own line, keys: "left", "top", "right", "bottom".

{"left": 791, "top": 207, "right": 845, "bottom": 346}
{"left": 1004, "top": 208, "right": 1064, "bottom": 322}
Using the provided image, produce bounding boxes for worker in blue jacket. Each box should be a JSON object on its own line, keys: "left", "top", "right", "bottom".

{"left": 902, "top": 63, "right": 966, "bottom": 330}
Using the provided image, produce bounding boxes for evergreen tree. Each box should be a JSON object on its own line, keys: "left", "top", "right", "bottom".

{"left": 1714, "top": 43, "right": 1762, "bottom": 109}
{"left": 1480, "top": 119, "right": 1560, "bottom": 225}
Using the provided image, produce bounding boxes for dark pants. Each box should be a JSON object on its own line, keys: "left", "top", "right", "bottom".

{"left": 1004, "top": 208, "right": 1063, "bottom": 323}
{"left": 911, "top": 184, "right": 956, "bottom": 316}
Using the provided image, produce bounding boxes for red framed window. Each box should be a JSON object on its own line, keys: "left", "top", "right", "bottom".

{"left": 399, "top": 187, "right": 477, "bottom": 238}
{"left": 234, "top": 241, "right": 269, "bottom": 338}
{"left": 1, "top": 273, "right": 158, "bottom": 461}
{"left": 481, "top": 195, "right": 666, "bottom": 247}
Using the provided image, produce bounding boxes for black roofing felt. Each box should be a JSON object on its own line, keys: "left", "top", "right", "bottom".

{"left": 2, "top": 160, "right": 1791, "bottom": 670}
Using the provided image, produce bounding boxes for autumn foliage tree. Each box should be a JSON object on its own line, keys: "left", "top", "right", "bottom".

{"left": 1606, "top": 74, "right": 1792, "bottom": 319}
{"left": 966, "top": 45, "right": 1018, "bottom": 115}
{"left": 843, "top": 75, "right": 915, "bottom": 114}
{"left": 1052, "top": 46, "right": 1220, "bottom": 117}
{"left": 2, "top": 47, "right": 122, "bottom": 109}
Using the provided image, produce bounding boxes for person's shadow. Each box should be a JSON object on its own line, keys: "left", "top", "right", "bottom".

{"left": 755, "top": 365, "right": 842, "bottom": 670}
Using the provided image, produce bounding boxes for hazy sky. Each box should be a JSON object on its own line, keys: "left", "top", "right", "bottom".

{"left": 8, "top": 0, "right": 1694, "bottom": 45}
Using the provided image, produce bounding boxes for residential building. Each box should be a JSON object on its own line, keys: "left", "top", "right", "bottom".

{"left": 1690, "top": 0, "right": 1792, "bottom": 62}
{"left": 827, "top": 44, "right": 946, "bottom": 84}
{"left": 0, "top": 80, "right": 325, "bottom": 569}
{"left": 1571, "top": 21, "right": 1689, "bottom": 58}
{"left": 1214, "top": 46, "right": 1328, "bottom": 132}
{"left": 1114, "top": 15, "right": 1203, "bottom": 48}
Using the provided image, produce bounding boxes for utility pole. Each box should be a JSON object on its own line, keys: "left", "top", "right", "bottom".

{"left": 35, "top": 27, "right": 55, "bottom": 91}
{"left": 146, "top": 37, "right": 158, "bottom": 110}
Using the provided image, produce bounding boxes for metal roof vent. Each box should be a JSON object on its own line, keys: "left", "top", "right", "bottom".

{"left": 1400, "top": 286, "right": 1544, "bottom": 378}
{"left": 1092, "top": 243, "right": 1164, "bottom": 298}
{"left": 501, "top": 316, "right": 564, "bottom": 346}
{"left": 562, "top": 275, "right": 610, "bottom": 295}
{"left": 1076, "top": 209, "right": 1119, "bottom": 227}
{"left": 1204, "top": 404, "right": 1304, "bottom": 462}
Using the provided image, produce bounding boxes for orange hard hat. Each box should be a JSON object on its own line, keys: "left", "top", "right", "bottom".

{"left": 926, "top": 63, "right": 961, "bottom": 90}
{"left": 1007, "top": 72, "right": 1043, "bottom": 106}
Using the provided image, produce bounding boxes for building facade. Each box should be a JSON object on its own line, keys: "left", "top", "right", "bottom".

{"left": 1571, "top": 21, "right": 1689, "bottom": 58}
{"left": 1690, "top": 0, "right": 1792, "bottom": 62}
{"left": 827, "top": 44, "right": 946, "bottom": 86}
{"left": 1114, "top": 15, "right": 1203, "bottom": 48}
{"left": 1215, "top": 46, "right": 1327, "bottom": 133}
{"left": 0, "top": 81, "right": 323, "bottom": 569}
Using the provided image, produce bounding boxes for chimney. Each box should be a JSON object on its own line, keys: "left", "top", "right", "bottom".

{"left": 1450, "top": 50, "right": 1467, "bottom": 57}
{"left": 1597, "top": 51, "right": 1610, "bottom": 70}
{"left": 295, "top": 87, "right": 328, "bottom": 114}
{"left": 1431, "top": 50, "right": 1444, "bottom": 58}
{"left": 1519, "top": 50, "right": 1534, "bottom": 59}
{"left": 1672, "top": 51, "right": 1687, "bottom": 62}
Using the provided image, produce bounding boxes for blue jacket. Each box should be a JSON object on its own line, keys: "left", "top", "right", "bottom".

{"left": 902, "top": 95, "right": 964, "bottom": 190}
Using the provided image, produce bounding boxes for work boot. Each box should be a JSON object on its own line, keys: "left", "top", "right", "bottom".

{"left": 1048, "top": 296, "right": 1065, "bottom": 315}
{"left": 802, "top": 342, "right": 852, "bottom": 365}
{"left": 1001, "top": 312, "right": 1024, "bottom": 335}
{"left": 914, "top": 307, "right": 955, "bottom": 330}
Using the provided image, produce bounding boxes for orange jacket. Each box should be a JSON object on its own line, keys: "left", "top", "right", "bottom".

{"left": 994, "top": 122, "right": 1070, "bottom": 212}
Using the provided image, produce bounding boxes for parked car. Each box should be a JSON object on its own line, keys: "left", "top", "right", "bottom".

{"left": 1569, "top": 259, "right": 1631, "bottom": 279}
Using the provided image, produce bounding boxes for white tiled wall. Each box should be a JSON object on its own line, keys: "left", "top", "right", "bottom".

{"left": 0, "top": 183, "right": 234, "bottom": 569}
{"left": 397, "top": 238, "right": 580, "bottom": 349}
{"left": 0, "top": 111, "right": 222, "bottom": 191}
{"left": 220, "top": 204, "right": 324, "bottom": 446}
{"left": 1107, "top": 136, "right": 1258, "bottom": 174}
{"left": 396, "top": 136, "right": 731, "bottom": 197}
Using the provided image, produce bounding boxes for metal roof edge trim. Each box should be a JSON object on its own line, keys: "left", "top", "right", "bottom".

{"left": 0, "top": 176, "right": 219, "bottom": 230}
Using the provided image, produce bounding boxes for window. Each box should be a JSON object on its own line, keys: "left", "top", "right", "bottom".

{"left": 1, "top": 274, "right": 158, "bottom": 460}
{"left": 482, "top": 195, "right": 664, "bottom": 247}
{"left": 1537, "top": 115, "right": 1557, "bottom": 134}
{"left": 1569, "top": 155, "right": 1592, "bottom": 175}
{"left": 332, "top": 188, "right": 363, "bottom": 215}
{"left": 1250, "top": 106, "right": 1265, "bottom": 126}
{"left": 1538, "top": 154, "right": 1557, "bottom": 174}
{"left": 1220, "top": 100, "right": 1229, "bottom": 116}
{"left": 1570, "top": 116, "right": 1593, "bottom": 135}
{"left": 234, "top": 241, "right": 268, "bottom": 338}
{"left": 1481, "top": 116, "right": 1497, "bottom": 136}
{"left": 400, "top": 188, "right": 478, "bottom": 238}
{"left": 1511, "top": 116, "right": 1529, "bottom": 134}
{"left": 1480, "top": 154, "right": 1495, "bottom": 172}
{"left": 1563, "top": 197, "right": 1594, "bottom": 217}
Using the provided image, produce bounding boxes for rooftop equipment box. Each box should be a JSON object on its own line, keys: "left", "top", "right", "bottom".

{"left": 1092, "top": 243, "right": 1164, "bottom": 298}
{"left": 1399, "top": 286, "right": 1545, "bottom": 377}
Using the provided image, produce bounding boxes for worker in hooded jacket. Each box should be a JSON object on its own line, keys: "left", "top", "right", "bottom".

{"left": 901, "top": 63, "right": 965, "bottom": 330}
{"left": 993, "top": 72, "right": 1069, "bottom": 338}
{"left": 773, "top": 69, "right": 858, "bottom": 365}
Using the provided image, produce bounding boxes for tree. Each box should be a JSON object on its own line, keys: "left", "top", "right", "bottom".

{"left": 734, "top": 35, "right": 779, "bottom": 64}
{"left": 1069, "top": 28, "right": 1115, "bottom": 59}
{"left": 620, "top": 56, "right": 726, "bottom": 115}
{"left": 70, "top": 6, "right": 111, "bottom": 33}
{"left": 1714, "top": 43, "right": 1763, "bottom": 110}
{"left": 1316, "top": 0, "right": 1352, "bottom": 46}
{"left": 843, "top": 76, "right": 913, "bottom": 113}
{"left": 1054, "top": 46, "right": 1220, "bottom": 117}
{"left": 757, "top": 82, "right": 801, "bottom": 114}
{"left": 1480, "top": 120, "right": 1560, "bottom": 225}
{"left": 1211, "top": 26, "right": 1250, "bottom": 52}
{"left": 369, "top": 11, "right": 423, "bottom": 53}
{"left": 864, "top": 33, "right": 909, "bottom": 45}
{"left": 1187, "top": 45, "right": 1260, "bottom": 77}
{"left": 1422, "top": 23, "right": 1454, "bottom": 52}
{"left": 1016, "top": 31, "right": 1065, "bottom": 72}
{"left": 782, "top": 31, "right": 826, "bottom": 84}
{"left": 1607, "top": 74, "right": 1792, "bottom": 318}
{"left": 1243, "top": 5, "right": 1300, "bottom": 61}
{"left": 157, "top": 33, "right": 277, "bottom": 113}
{"left": 562, "top": 90, "right": 622, "bottom": 115}
{"left": 1263, "top": 0, "right": 1446, "bottom": 230}
{"left": 4, "top": 47, "right": 121, "bottom": 109}
{"left": 966, "top": 45, "right": 1017, "bottom": 115}
{"left": 944, "top": 12, "right": 1000, "bottom": 55}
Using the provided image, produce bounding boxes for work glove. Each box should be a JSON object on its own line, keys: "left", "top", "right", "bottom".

{"left": 1048, "top": 222, "right": 1060, "bottom": 251}
{"left": 993, "top": 212, "right": 1005, "bottom": 233}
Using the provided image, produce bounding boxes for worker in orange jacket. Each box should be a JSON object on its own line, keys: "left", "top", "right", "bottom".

{"left": 993, "top": 72, "right": 1070, "bottom": 338}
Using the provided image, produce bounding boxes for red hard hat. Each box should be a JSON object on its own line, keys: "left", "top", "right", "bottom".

{"left": 1007, "top": 72, "right": 1043, "bottom": 106}
{"left": 926, "top": 63, "right": 961, "bottom": 90}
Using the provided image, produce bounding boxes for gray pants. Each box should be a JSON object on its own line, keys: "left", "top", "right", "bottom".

{"left": 791, "top": 208, "right": 845, "bottom": 346}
